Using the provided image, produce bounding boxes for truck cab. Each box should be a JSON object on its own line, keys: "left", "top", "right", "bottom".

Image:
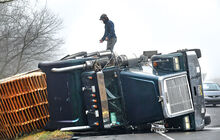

{"left": 38, "top": 49, "right": 210, "bottom": 131}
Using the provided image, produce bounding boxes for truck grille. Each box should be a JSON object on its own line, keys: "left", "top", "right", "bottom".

{"left": 161, "top": 73, "right": 194, "bottom": 118}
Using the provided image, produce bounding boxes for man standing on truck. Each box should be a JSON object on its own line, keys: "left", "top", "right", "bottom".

{"left": 99, "top": 14, "right": 117, "bottom": 52}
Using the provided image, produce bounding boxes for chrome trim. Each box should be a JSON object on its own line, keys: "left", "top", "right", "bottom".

{"left": 91, "top": 85, "right": 96, "bottom": 93}
{"left": 60, "top": 126, "right": 91, "bottom": 131}
{"left": 98, "top": 50, "right": 112, "bottom": 57}
{"left": 158, "top": 72, "right": 194, "bottom": 118}
{"left": 51, "top": 64, "right": 86, "bottom": 72}
{"left": 97, "top": 71, "right": 110, "bottom": 128}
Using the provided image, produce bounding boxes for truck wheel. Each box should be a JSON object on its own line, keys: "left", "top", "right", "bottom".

{"left": 205, "top": 114, "right": 211, "bottom": 126}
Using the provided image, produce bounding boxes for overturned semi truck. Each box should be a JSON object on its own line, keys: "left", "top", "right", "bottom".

{"left": 38, "top": 49, "right": 210, "bottom": 132}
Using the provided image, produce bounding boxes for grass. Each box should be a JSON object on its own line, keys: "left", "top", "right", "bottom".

{"left": 16, "top": 130, "right": 74, "bottom": 140}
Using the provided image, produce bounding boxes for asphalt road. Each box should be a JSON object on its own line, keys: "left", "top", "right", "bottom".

{"left": 76, "top": 105, "right": 220, "bottom": 140}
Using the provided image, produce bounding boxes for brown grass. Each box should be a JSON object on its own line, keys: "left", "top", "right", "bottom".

{"left": 16, "top": 130, "right": 74, "bottom": 140}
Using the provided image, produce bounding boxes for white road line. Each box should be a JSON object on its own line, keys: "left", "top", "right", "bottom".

{"left": 156, "top": 132, "right": 175, "bottom": 140}
{"left": 154, "top": 127, "right": 220, "bottom": 140}
{"left": 204, "top": 127, "right": 220, "bottom": 130}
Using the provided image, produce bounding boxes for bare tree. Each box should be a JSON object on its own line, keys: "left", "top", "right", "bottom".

{"left": 0, "top": 0, "right": 13, "bottom": 3}
{"left": 0, "top": 0, "right": 64, "bottom": 78}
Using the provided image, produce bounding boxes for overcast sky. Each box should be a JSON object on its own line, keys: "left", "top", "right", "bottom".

{"left": 38, "top": 0, "right": 220, "bottom": 80}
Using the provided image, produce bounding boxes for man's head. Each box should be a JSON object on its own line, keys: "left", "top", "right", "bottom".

{"left": 99, "top": 14, "right": 109, "bottom": 23}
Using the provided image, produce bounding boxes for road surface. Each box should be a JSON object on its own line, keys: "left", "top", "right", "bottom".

{"left": 76, "top": 105, "right": 220, "bottom": 140}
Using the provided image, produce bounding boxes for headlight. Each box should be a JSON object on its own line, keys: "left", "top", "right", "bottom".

{"left": 173, "top": 57, "right": 180, "bottom": 71}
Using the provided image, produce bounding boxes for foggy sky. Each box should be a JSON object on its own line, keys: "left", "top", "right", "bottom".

{"left": 38, "top": 0, "right": 220, "bottom": 80}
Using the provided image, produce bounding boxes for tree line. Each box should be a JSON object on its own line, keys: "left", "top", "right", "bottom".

{"left": 0, "top": 0, "right": 63, "bottom": 78}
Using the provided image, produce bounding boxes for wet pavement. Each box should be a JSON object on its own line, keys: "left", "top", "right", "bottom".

{"left": 76, "top": 105, "right": 220, "bottom": 140}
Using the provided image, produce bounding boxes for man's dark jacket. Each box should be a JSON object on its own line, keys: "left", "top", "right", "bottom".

{"left": 101, "top": 20, "right": 117, "bottom": 41}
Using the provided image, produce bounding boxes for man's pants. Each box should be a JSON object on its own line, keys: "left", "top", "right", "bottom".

{"left": 107, "top": 37, "right": 117, "bottom": 52}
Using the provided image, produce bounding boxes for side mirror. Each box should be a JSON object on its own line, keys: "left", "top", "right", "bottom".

{"left": 188, "top": 49, "right": 201, "bottom": 58}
